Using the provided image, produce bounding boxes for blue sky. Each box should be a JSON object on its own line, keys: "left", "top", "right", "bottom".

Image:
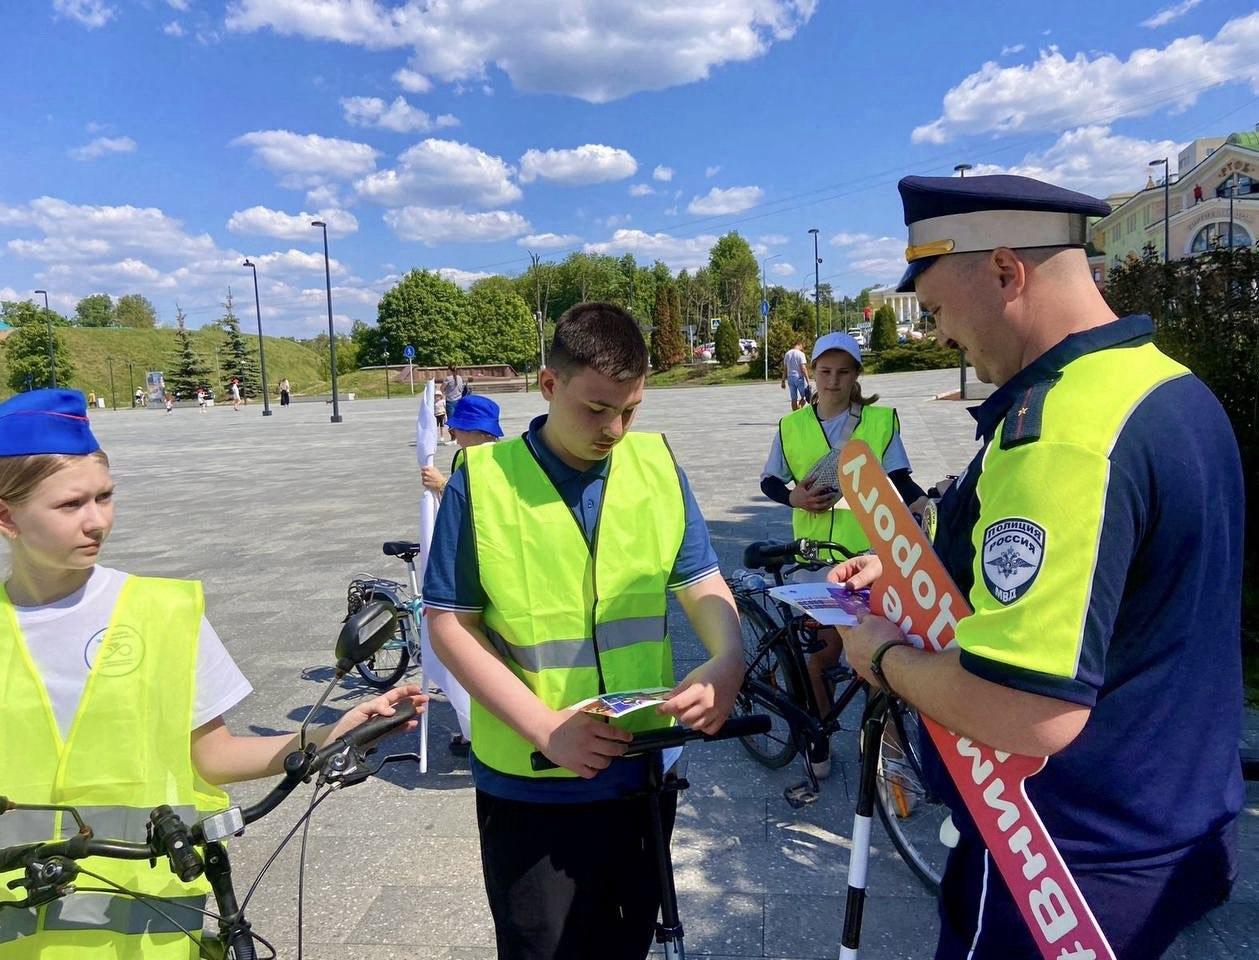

{"left": 1, "top": 0, "right": 1256, "bottom": 336}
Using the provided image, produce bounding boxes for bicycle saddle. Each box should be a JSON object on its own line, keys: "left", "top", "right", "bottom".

{"left": 382, "top": 540, "right": 425, "bottom": 558}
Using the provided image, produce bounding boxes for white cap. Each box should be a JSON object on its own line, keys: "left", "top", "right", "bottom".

{"left": 811, "top": 332, "right": 863, "bottom": 365}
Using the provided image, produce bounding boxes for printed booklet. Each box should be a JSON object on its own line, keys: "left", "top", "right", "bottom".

{"left": 766, "top": 583, "right": 870, "bottom": 627}
{"left": 571, "top": 687, "right": 673, "bottom": 718}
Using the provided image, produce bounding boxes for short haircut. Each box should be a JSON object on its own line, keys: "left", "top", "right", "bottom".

{"left": 548, "top": 302, "right": 648, "bottom": 382}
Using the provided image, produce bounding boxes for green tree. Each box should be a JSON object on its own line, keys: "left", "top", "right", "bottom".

{"left": 870, "top": 303, "right": 898, "bottom": 352}
{"left": 168, "top": 307, "right": 209, "bottom": 398}
{"left": 377, "top": 269, "right": 472, "bottom": 367}
{"left": 215, "top": 290, "right": 261, "bottom": 397}
{"left": 308, "top": 332, "right": 357, "bottom": 377}
{"left": 649, "top": 282, "right": 685, "bottom": 372}
{"left": 75, "top": 293, "right": 115, "bottom": 328}
{"left": 467, "top": 277, "right": 537, "bottom": 369}
{"left": 708, "top": 232, "right": 760, "bottom": 335}
{"left": 766, "top": 317, "right": 798, "bottom": 377}
{"left": 669, "top": 283, "right": 685, "bottom": 357}
{"left": 115, "top": 293, "right": 157, "bottom": 329}
{"left": 714, "top": 318, "right": 741, "bottom": 366}
{"left": 2, "top": 301, "right": 75, "bottom": 391}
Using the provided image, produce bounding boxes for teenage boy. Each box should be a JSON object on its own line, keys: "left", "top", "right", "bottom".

{"left": 427, "top": 302, "right": 744, "bottom": 960}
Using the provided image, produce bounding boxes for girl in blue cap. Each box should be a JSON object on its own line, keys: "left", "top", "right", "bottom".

{"left": 420, "top": 393, "right": 504, "bottom": 499}
{"left": 0, "top": 389, "right": 425, "bottom": 958}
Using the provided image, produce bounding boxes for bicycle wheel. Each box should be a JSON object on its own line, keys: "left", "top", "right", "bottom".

{"left": 732, "top": 595, "right": 804, "bottom": 769}
{"left": 873, "top": 702, "right": 952, "bottom": 895}
{"left": 355, "top": 629, "right": 410, "bottom": 688}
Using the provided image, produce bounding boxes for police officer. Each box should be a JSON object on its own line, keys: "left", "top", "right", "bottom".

{"left": 426, "top": 303, "right": 744, "bottom": 960}
{"left": 833, "top": 174, "right": 1244, "bottom": 958}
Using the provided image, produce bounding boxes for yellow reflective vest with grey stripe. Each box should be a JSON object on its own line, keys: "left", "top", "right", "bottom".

{"left": 778, "top": 403, "right": 897, "bottom": 558}
{"left": 0, "top": 577, "right": 229, "bottom": 958}
{"left": 465, "top": 432, "right": 685, "bottom": 778}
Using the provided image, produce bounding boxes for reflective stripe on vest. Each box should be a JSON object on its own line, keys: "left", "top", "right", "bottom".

{"left": 0, "top": 576, "right": 228, "bottom": 958}
{"left": 779, "top": 403, "right": 897, "bottom": 557}
{"left": 466, "top": 432, "right": 686, "bottom": 778}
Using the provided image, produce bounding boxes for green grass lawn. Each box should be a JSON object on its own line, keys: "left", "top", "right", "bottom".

{"left": 648, "top": 362, "right": 770, "bottom": 387}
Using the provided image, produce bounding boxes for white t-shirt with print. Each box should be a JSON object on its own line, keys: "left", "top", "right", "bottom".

{"left": 13, "top": 566, "right": 253, "bottom": 740}
{"left": 783, "top": 348, "right": 808, "bottom": 380}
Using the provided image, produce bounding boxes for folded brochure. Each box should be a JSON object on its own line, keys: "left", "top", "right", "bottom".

{"left": 766, "top": 583, "right": 870, "bottom": 627}
{"left": 571, "top": 686, "right": 673, "bottom": 718}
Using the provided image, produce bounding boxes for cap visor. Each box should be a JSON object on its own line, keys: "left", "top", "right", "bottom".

{"left": 896, "top": 256, "right": 936, "bottom": 293}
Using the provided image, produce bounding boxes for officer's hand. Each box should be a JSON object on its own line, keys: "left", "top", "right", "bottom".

{"left": 327, "top": 684, "right": 427, "bottom": 744}
{"left": 536, "top": 710, "right": 632, "bottom": 779}
{"left": 658, "top": 655, "right": 744, "bottom": 734}
{"left": 844, "top": 613, "right": 907, "bottom": 688}
{"left": 827, "top": 554, "right": 882, "bottom": 590}
{"left": 788, "top": 477, "right": 838, "bottom": 513}
{"left": 420, "top": 465, "right": 447, "bottom": 496}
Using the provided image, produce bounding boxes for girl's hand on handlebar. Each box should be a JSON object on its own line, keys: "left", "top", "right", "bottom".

{"left": 657, "top": 655, "right": 744, "bottom": 735}
{"left": 328, "top": 684, "right": 427, "bottom": 743}
{"left": 788, "top": 477, "right": 838, "bottom": 513}
{"left": 827, "top": 554, "right": 882, "bottom": 590}
{"left": 535, "top": 710, "right": 632, "bottom": 779}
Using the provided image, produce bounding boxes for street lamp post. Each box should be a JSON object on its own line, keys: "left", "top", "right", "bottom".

{"left": 1227, "top": 172, "right": 1241, "bottom": 250}
{"left": 1149, "top": 158, "right": 1170, "bottom": 263}
{"left": 33, "top": 290, "right": 55, "bottom": 388}
{"left": 241, "top": 259, "right": 273, "bottom": 416}
{"left": 310, "top": 221, "right": 342, "bottom": 423}
{"left": 953, "top": 163, "right": 973, "bottom": 178}
{"left": 381, "top": 334, "right": 391, "bottom": 399}
{"left": 106, "top": 356, "right": 117, "bottom": 410}
{"left": 807, "top": 228, "right": 821, "bottom": 339}
{"left": 760, "top": 254, "right": 781, "bottom": 381}
{"left": 127, "top": 362, "right": 135, "bottom": 407}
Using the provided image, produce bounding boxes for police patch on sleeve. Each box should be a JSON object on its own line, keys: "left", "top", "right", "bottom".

{"left": 981, "top": 519, "right": 1045, "bottom": 605}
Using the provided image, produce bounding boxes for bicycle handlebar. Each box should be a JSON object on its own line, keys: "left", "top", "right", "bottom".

{"left": 743, "top": 539, "right": 855, "bottom": 570}
{"left": 529, "top": 714, "right": 772, "bottom": 772}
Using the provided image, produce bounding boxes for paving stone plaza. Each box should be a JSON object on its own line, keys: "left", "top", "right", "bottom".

{"left": 83, "top": 370, "right": 1257, "bottom": 959}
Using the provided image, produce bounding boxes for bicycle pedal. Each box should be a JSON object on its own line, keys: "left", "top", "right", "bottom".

{"left": 784, "top": 782, "right": 819, "bottom": 808}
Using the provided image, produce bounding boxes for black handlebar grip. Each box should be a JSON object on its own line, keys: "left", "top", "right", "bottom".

{"left": 708, "top": 714, "right": 771, "bottom": 741}
{"left": 0, "top": 842, "right": 40, "bottom": 874}
{"left": 742, "top": 540, "right": 802, "bottom": 569}
{"left": 529, "top": 714, "right": 774, "bottom": 771}
{"left": 149, "top": 806, "right": 203, "bottom": 883}
{"left": 339, "top": 698, "right": 419, "bottom": 750}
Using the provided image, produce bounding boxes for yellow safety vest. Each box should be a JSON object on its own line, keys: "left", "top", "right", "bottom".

{"left": 465, "top": 432, "right": 686, "bottom": 778}
{"left": 0, "top": 576, "right": 229, "bottom": 959}
{"left": 778, "top": 403, "right": 897, "bottom": 559}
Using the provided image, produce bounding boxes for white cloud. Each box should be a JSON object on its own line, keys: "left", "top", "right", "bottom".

{"left": 166, "top": 0, "right": 190, "bottom": 9}
{"left": 664, "top": 205, "right": 678, "bottom": 216}
{"left": 356, "top": 139, "right": 521, "bottom": 208}
{"left": 53, "top": 0, "right": 114, "bottom": 29}
{"left": 1000, "top": 43, "right": 1025, "bottom": 56}
{"left": 227, "top": 205, "right": 359, "bottom": 239}
{"left": 913, "top": 11, "right": 1259, "bottom": 143}
{"left": 968, "top": 125, "right": 1186, "bottom": 197}
{"left": 652, "top": 165, "right": 675, "bottom": 182}
{"left": 759, "top": 233, "right": 789, "bottom": 245}
{"left": 584, "top": 229, "right": 719, "bottom": 271}
{"left": 0, "top": 196, "right": 217, "bottom": 263}
{"left": 770, "top": 262, "right": 796, "bottom": 276}
{"left": 393, "top": 67, "right": 432, "bottom": 93}
{"left": 601, "top": 214, "right": 632, "bottom": 228}
{"left": 437, "top": 267, "right": 495, "bottom": 288}
{"left": 518, "top": 232, "right": 581, "bottom": 249}
{"left": 340, "top": 95, "right": 447, "bottom": 133}
{"left": 68, "top": 136, "right": 136, "bottom": 161}
{"left": 163, "top": 20, "right": 185, "bottom": 36}
{"left": 687, "top": 185, "right": 763, "bottom": 215}
{"left": 303, "top": 184, "right": 344, "bottom": 208}
{"left": 629, "top": 184, "right": 655, "bottom": 197}
{"left": 383, "top": 206, "right": 530, "bottom": 244}
{"left": 225, "top": 0, "right": 817, "bottom": 103}
{"left": 231, "top": 129, "right": 379, "bottom": 188}
{"left": 705, "top": 165, "right": 721, "bottom": 178}
{"left": 519, "top": 144, "right": 638, "bottom": 185}
{"left": 435, "top": 113, "right": 460, "bottom": 128}
{"left": 1143, "top": 0, "right": 1202, "bottom": 29}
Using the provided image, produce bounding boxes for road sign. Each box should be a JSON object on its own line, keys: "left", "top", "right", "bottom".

{"left": 403, "top": 344, "right": 416, "bottom": 360}
{"left": 760, "top": 299, "right": 770, "bottom": 317}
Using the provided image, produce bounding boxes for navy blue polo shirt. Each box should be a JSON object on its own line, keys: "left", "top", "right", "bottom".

{"left": 927, "top": 315, "right": 1245, "bottom": 867}
{"left": 424, "top": 416, "right": 720, "bottom": 803}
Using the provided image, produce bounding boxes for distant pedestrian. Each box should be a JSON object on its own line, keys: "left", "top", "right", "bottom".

{"left": 133, "top": 387, "right": 145, "bottom": 409}
{"left": 443, "top": 365, "right": 466, "bottom": 420}
{"left": 781, "top": 339, "right": 811, "bottom": 410}
{"left": 163, "top": 393, "right": 174, "bottom": 415}
{"left": 1194, "top": 183, "right": 1204, "bottom": 204}
{"left": 434, "top": 387, "right": 450, "bottom": 443}
{"left": 279, "top": 377, "right": 291, "bottom": 407}
{"left": 229, "top": 378, "right": 241, "bottom": 411}
{"left": 197, "top": 388, "right": 207, "bottom": 413}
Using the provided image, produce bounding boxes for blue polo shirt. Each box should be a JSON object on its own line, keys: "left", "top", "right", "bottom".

{"left": 424, "top": 416, "right": 721, "bottom": 803}
{"left": 926, "top": 315, "right": 1245, "bottom": 868}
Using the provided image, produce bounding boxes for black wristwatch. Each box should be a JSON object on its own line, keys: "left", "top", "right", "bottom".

{"left": 870, "top": 640, "right": 905, "bottom": 696}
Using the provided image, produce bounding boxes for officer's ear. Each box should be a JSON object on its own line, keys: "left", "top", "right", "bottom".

{"left": 990, "top": 247, "right": 1026, "bottom": 302}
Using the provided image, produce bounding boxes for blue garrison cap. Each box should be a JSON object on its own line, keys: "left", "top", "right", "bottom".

{"left": 0, "top": 389, "right": 101, "bottom": 456}
{"left": 896, "top": 174, "right": 1111, "bottom": 292}
{"left": 447, "top": 393, "right": 503, "bottom": 438}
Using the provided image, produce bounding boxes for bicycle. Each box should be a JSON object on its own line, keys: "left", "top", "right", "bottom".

{"left": 0, "top": 600, "right": 420, "bottom": 959}
{"left": 346, "top": 540, "right": 426, "bottom": 688}
{"left": 728, "top": 537, "right": 953, "bottom": 895}
{"left": 530, "top": 714, "right": 771, "bottom": 960}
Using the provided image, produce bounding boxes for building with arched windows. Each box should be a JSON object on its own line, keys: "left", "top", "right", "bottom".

{"left": 1088, "top": 130, "right": 1259, "bottom": 285}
